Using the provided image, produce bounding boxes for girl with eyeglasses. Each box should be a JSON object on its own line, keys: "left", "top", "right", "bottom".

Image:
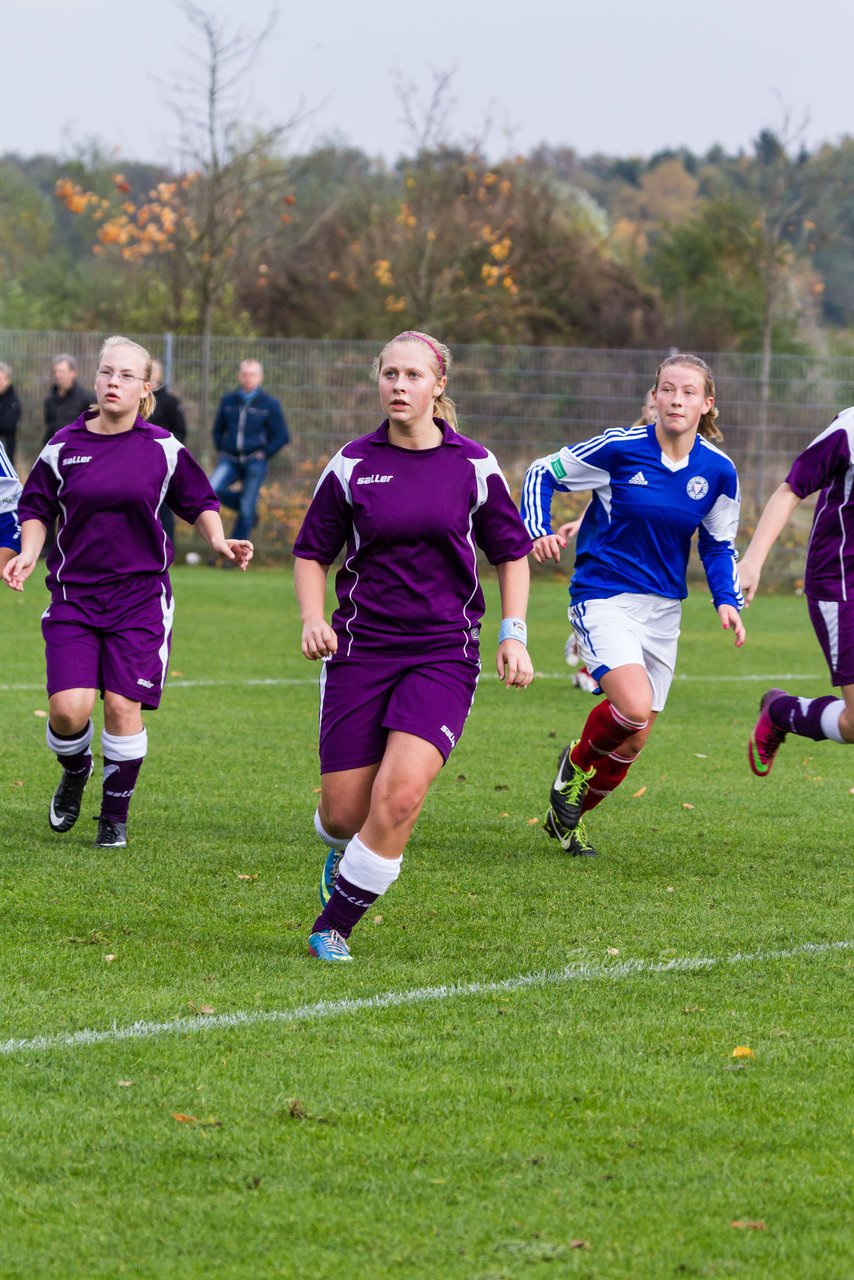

{"left": 3, "top": 335, "right": 253, "bottom": 847}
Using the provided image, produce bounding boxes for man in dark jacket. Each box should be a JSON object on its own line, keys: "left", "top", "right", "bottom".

{"left": 43, "top": 354, "right": 93, "bottom": 445}
{"left": 210, "top": 359, "right": 289, "bottom": 540}
{"left": 0, "top": 362, "right": 21, "bottom": 463}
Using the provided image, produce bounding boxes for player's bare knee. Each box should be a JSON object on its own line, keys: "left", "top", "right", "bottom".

{"left": 49, "top": 693, "right": 92, "bottom": 733}
{"left": 372, "top": 782, "right": 425, "bottom": 832}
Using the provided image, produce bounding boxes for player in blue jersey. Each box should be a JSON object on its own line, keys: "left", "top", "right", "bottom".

{"left": 0, "top": 439, "right": 22, "bottom": 572}
{"left": 293, "top": 329, "right": 534, "bottom": 961}
{"left": 741, "top": 407, "right": 854, "bottom": 771}
{"left": 521, "top": 353, "right": 745, "bottom": 857}
{"left": 561, "top": 388, "right": 659, "bottom": 692}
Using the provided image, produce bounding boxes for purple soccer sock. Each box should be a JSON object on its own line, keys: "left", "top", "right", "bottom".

{"left": 47, "top": 721, "right": 93, "bottom": 776}
{"left": 769, "top": 693, "right": 840, "bottom": 741}
{"left": 312, "top": 874, "right": 378, "bottom": 940}
{"left": 101, "top": 757, "right": 144, "bottom": 823}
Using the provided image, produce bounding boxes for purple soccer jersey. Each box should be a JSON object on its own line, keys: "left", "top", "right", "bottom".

{"left": 292, "top": 420, "right": 533, "bottom": 659}
{"left": 18, "top": 411, "right": 219, "bottom": 599}
{"left": 786, "top": 407, "right": 854, "bottom": 603}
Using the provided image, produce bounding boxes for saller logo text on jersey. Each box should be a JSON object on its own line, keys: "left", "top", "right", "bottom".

{"left": 356, "top": 474, "right": 394, "bottom": 485}
{"left": 62, "top": 456, "right": 93, "bottom": 466}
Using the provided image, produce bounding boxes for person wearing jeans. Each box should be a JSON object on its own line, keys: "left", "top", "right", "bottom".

{"left": 210, "top": 360, "right": 289, "bottom": 541}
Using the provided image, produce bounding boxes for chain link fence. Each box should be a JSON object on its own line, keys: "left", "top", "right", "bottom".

{"left": 4, "top": 329, "right": 851, "bottom": 576}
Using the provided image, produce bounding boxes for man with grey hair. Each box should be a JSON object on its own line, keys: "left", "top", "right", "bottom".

{"left": 43, "top": 354, "right": 93, "bottom": 446}
{"left": 0, "top": 362, "right": 20, "bottom": 463}
{"left": 210, "top": 358, "right": 289, "bottom": 541}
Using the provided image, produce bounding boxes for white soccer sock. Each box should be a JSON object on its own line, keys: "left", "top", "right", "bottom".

{"left": 46, "top": 719, "right": 93, "bottom": 756}
{"left": 101, "top": 728, "right": 148, "bottom": 761}
{"left": 339, "top": 833, "right": 402, "bottom": 895}
{"left": 314, "top": 808, "right": 348, "bottom": 852}
{"left": 819, "top": 699, "right": 846, "bottom": 744}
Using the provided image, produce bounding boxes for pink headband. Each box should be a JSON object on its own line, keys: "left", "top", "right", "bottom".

{"left": 397, "top": 331, "right": 445, "bottom": 377}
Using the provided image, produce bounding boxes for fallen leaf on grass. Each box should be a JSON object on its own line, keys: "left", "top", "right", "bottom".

{"left": 11, "top": 780, "right": 23, "bottom": 788}
{"left": 117, "top": 1080, "right": 134, "bottom": 1087}
{"left": 527, "top": 817, "right": 539, "bottom": 825}
{"left": 312, "top": 786, "right": 322, "bottom": 794}
{"left": 694, "top": 753, "right": 707, "bottom": 759}
{"left": 606, "top": 947, "right": 620, "bottom": 957}
{"left": 682, "top": 803, "right": 695, "bottom": 810}
{"left": 188, "top": 1002, "right": 215, "bottom": 1015}
{"left": 33, "top": 709, "right": 47, "bottom": 718}
{"left": 849, "top": 787, "right": 854, "bottom": 795}
{"left": 501, "top": 811, "right": 510, "bottom": 817}
{"left": 170, "top": 671, "right": 184, "bottom": 678}
{"left": 171, "top": 1112, "right": 222, "bottom": 1128}
{"left": 373, "top": 915, "right": 383, "bottom": 925}
{"left": 632, "top": 786, "right": 647, "bottom": 797}
{"left": 731, "top": 1220, "right": 765, "bottom": 1230}
{"left": 494, "top": 783, "right": 509, "bottom": 791}
{"left": 104, "top": 954, "right": 116, "bottom": 963}
{"left": 666, "top": 886, "right": 674, "bottom": 893}
{"left": 732, "top": 1045, "right": 755, "bottom": 1059}
{"left": 569, "top": 1239, "right": 590, "bottom": 1249}
{"left": 456, "top": 774, "right": 466, "bottom": 782}
{"left": 288, "top": 1098, "right": 307, "bottom": 1120}
{"left": 236, "top": 873, "right": 259, "bottom": 881}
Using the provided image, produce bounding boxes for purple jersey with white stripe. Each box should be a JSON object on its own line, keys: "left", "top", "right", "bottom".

{"left": 292, "top": 420, "right": 532, "bottom": 659}
{"left": 786, "top": 407, "right": 854, "bottom": 603}
{"left": 18, "top": 411, "right": 219, "bottom": 598}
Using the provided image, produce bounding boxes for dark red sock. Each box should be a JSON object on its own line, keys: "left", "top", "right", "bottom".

{"left": 571, "top": 700, "right": 648, "bottom": 771}
{"left": 582, "top": 749, "right": 641, "bottom": 813}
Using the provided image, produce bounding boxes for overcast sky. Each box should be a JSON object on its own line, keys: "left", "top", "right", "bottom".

{"left": 4, "top": 0, "right": 852, "bottom": 165}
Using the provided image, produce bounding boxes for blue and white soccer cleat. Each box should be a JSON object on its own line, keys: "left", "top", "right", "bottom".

{"left": 308, "top": 928, "right": 353, "bottom": 962}
{"left": 319, "top": 847, "right": 344, "bottom": 907}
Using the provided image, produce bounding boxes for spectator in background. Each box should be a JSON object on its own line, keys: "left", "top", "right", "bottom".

{"left": 43, "top": 354, "right": 93, "bottom": 446}
{"left": 0, "top": 363, "right": 21, "bottom": 464}
{"left": 210, "top": 359, "right": 289, "bottom": 541}
{"left": 148, "top": 359, "right": 188, "bottom": 546}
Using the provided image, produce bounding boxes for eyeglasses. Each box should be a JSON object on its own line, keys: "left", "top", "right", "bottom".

{"left": 96, "top": 368, "right": 146, "bottom": 385}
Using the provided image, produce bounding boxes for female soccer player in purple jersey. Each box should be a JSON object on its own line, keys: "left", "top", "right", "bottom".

{"left": 742, "top": 407, "right": 854, "bottom": 771}
{"left": 2, "top": 336, "right": 253, "bottom": 848}
{"left": 521, "top": 354, "right": 745, "bottom": 858}
{"left": 293, "top": 330, "right": 534, "bottom": 961}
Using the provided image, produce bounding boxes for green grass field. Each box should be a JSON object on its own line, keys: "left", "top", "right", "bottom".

{"left": 0, "top": 567, "right": 851, "bottom": 1279}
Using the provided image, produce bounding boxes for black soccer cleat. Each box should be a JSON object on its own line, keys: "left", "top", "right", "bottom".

{"left": 549, "top": 741, "right": 595, "bottom": 833}
{"left": 49, "top": 763, "right": 93, "bottom": 833}
{"left": 93, "top": 817, "right": 128, "bottom": 848}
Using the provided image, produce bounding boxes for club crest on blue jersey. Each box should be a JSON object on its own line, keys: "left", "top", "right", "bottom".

{"left": 686, "top": 476, "right": 709, "bottom": 499}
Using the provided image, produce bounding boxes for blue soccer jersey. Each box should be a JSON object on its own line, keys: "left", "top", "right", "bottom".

{"left": 522, "top": 423, "right": 743, "bottom": 609}
{"left": 0, "top": 440, "right": 22, "bottom": 553}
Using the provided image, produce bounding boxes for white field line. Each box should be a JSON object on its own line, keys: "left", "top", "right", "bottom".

{"left": 1, "top": 940, "right": 850, "bottom": 1058}
{"left": 0, "top": 672, "right": 824, "bottom": 693}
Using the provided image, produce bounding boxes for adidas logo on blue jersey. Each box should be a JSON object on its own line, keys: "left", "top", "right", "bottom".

{"left": 628, "top": 471, "right": 648, "bottom": 486}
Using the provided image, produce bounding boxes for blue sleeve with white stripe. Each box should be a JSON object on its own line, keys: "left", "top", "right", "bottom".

{"left": 521, "top": 433, "right": 617, "bottom": 538}
{"left": 697, "top": 476, "right": 744, "bottom": 610}
{"left": 0, "top": 441, "right": 22, "bottom": 552}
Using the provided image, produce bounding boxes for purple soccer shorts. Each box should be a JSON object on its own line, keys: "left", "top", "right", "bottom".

{"left": 42, "top": 577, "right": 174, "bottom": 709}
{"left": 317, "top": 653, "right": 480, "bottom": 773}
{"left": 807, "top": 595, "right": 854, "bottom": 686}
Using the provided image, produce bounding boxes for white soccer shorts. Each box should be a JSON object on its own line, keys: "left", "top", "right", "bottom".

{"left": 568, "top": 593, "right": 681, "bottom": 712}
